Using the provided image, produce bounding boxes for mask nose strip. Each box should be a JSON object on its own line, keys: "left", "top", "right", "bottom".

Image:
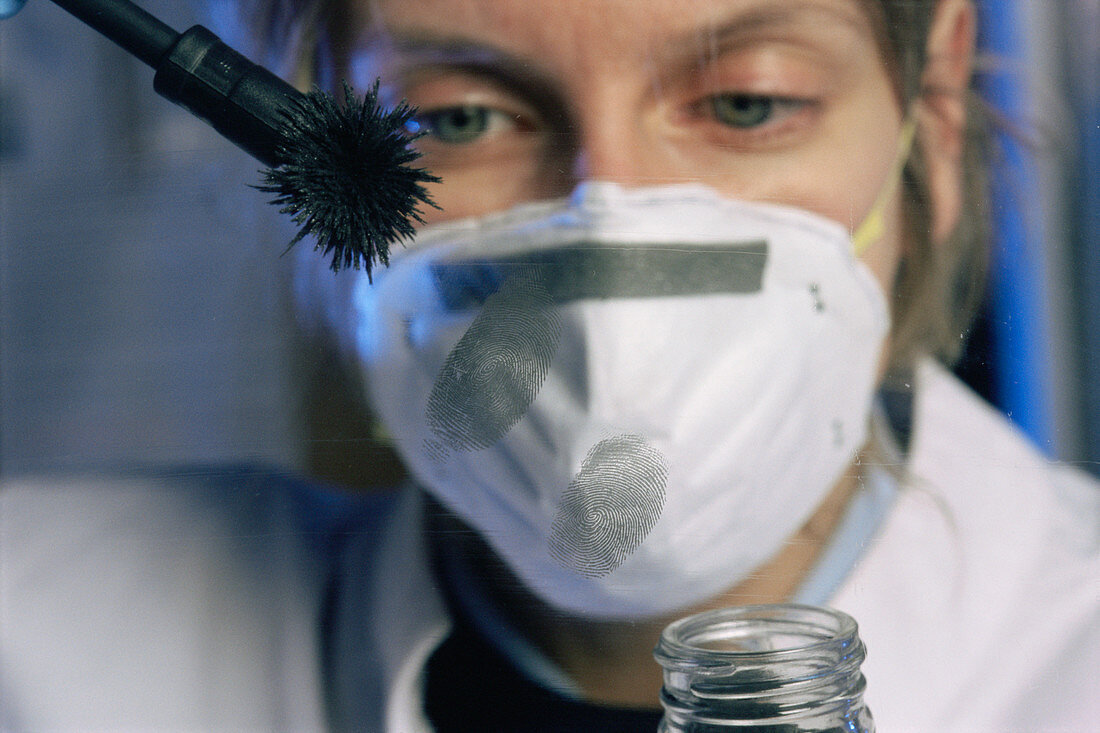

{"left": 548, "top": 435, "right": 669, "bottom": 578}
{"left": 568, "top": 180, "right": 622, "bottom": 211}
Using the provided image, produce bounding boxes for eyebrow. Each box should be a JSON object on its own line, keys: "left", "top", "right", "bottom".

{"left": 366, "top": 1, "right": 868, "bottom": 98}
{"left": 662, "top": 2, "right": 871, "bottom": 63}
{"left": 372, "top": 32, "right": 572, "bottom": 128}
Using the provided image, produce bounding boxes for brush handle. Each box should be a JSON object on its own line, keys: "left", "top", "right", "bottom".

{"left": 49, "top": 0, "right": 175, "bottom": 66}
{"left": 153, "top": 25, "right": 303, "bottom": 167}
{"left": 46, "top": 0, "right": 303, "bottom": 166}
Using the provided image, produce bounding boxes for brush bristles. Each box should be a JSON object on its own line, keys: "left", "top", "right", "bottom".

{"left": 259, "top": 81, "right": 439, "bottom": 279}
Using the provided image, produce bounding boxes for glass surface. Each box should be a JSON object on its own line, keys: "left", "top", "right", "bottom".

{"left": 2, "top": 2, "right": 1098, "bottom": 731}
{"left": 655, "top": 604, "right": 874, "bottom": 732}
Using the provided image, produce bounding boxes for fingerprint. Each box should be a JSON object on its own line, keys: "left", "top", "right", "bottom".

{"left": 426, "top": 268, "right": 562, "bottom": 451}
{"left": 422, "top": 437, "right": 450, "bottom": 464}
{"left": 548, "top": 435, "right": 668, "bottom": 578}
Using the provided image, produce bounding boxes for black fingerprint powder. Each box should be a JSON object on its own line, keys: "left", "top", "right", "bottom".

{"left": 548, "top": 435, "right": 669, "bottom": 578}
{"left": 426, "top": 269, "right": 562, "bottom": 451}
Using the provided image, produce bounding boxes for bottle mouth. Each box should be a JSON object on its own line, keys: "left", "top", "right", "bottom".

{"left": 654, "top": 604, "right": 869, "bottom": 725}
{"left": 654, "top": 603, "right": 864, "bottom": 683}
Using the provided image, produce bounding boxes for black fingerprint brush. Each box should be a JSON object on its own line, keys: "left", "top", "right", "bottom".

{"left": 40, "top": 0, "right": 438, "bottom": 277}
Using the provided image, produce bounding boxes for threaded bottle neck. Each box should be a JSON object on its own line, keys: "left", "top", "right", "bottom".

{"left": 654, "top": 604, "right": 874, "bottom": 732}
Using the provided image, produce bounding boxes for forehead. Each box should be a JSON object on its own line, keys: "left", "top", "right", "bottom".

{"left": 359, "top": 0, "right": 878, "bottom": 64}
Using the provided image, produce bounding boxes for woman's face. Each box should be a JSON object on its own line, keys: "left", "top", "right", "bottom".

{"left": 351, "top": 0, "right": 909, "bottom": 297}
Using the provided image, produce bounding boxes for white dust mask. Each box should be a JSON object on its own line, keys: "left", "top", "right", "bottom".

{"left": 347, "top": 181, "right": 891, "bottom": 619}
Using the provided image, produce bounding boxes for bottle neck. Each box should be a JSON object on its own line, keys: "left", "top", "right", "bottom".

{"left": 654, "top": 604, "right": 874, "bottom": 732}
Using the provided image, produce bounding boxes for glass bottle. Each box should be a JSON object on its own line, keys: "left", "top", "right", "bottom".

{"left": 653, "top": 604, "right": 874, "bottom": 732}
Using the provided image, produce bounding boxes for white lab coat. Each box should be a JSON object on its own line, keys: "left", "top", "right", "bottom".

{"left": 2, "top": 359, "right": 1098, "bottom": 731}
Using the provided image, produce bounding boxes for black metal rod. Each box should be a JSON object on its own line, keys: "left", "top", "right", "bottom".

{"left": 49, "top": 0, "right": 178, "bottom": 68}
{"left": 44, "top": 0, "right": 303, "bottom": 165}
{"left": 153, "top": 25, "right": 305, "bottom": 166}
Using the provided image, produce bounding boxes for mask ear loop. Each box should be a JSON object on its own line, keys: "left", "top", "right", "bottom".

{"left": 851, "top": 112, "right": 919, "bottom": 256}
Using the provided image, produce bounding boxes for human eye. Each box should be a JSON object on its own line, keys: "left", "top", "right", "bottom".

{"left": 413, "top": 104, "right": 517, "bottom": 145}
{"left": 706, "top": 93, "right": 812, "bottom": 130}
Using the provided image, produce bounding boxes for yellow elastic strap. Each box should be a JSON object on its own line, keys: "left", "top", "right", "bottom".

{"left": 851, "top": 114, "right": 919, "bottom": 256}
